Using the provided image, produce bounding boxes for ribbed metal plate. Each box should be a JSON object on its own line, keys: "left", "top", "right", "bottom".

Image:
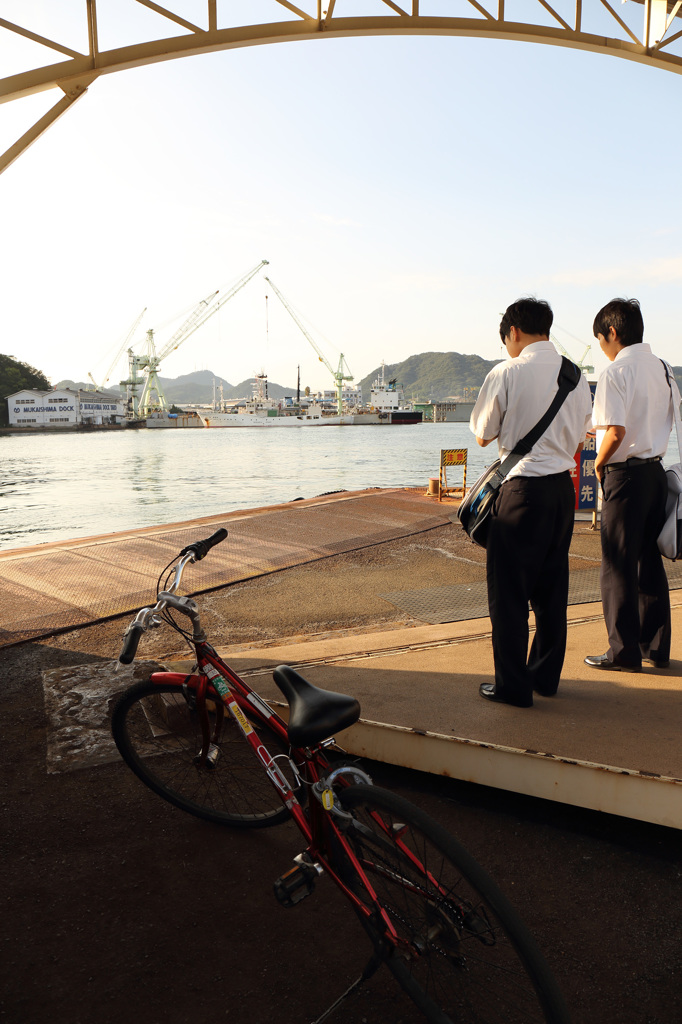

{"left": 380, "top": 563, "right": 682, "bottom": 625}
{"left": 0, "top": 490, "right": 450, "bottom": 646}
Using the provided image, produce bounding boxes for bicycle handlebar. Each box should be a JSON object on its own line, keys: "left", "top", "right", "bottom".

{"left": 117, "top": 528, "right": 227, "bottom": 665}
{"left": 179, "top": 527, "right": 227, "bottom": 562}
{"left": 119, "top": 622, "right": 146, "bottom": 664}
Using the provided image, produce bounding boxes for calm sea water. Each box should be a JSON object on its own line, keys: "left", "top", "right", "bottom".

{"left": 0, "top": 423, "right": 489, "bottom": 552}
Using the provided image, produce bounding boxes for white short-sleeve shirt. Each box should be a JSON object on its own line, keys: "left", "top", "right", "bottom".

{"left": 470, "top": 341, "right": 593, "bottom": 479}
{"left": 591, "top": 344, "right": 677, "bottom": 463}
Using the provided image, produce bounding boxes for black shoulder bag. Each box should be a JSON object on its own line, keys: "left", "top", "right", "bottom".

{"left": 457, "top": 357, "right": 582, "bottom": 548}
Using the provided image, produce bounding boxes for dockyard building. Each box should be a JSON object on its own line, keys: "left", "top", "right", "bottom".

{"left": 315, "top": 386, "right": 362, "bottom": 407}
{"left": 6, "top": 388, "right": 126, "bottom": 428}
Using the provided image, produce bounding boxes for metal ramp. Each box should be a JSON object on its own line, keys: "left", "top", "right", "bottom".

{"left": 0, "top": 489, "right": 450, "bottom": 647}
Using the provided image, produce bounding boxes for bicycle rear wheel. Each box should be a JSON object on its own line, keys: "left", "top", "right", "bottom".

{"left": 337, "top": 784, "right": 569, "bottom": 1024}
{"left": 111, "top": 681, "right": 294, "bottom": 828}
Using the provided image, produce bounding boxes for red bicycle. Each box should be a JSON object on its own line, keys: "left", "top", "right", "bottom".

{"left": 111, "top": 528, "right": 570, "bottom": 1024}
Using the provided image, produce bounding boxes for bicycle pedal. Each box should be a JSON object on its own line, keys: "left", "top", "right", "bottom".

{"left": 273, "top": 861, "right": 318, "bottom": 908}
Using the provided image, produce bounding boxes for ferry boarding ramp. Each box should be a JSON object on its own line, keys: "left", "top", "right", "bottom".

{"left": 13, "top": 487, "right": 682, "bottom": 831}
{"left": 0, "top": 489, "right": 451, "bottom": 648}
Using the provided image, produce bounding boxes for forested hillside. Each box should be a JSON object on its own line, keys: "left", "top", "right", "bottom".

{"left": 0, "top": 354, "right": 51, "bottom": 425}
{"left": 358, "top": 352, "right": 502, "bottom": 402}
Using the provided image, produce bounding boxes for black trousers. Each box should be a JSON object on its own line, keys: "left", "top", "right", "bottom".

{"left": 486, "top": 472, "right": 575, "bottom": 704}
{"left": 600, "top": 461, "right": 670, "bottom": 666}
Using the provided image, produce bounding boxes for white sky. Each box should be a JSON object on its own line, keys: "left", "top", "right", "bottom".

{"left": 1, "top": 1, "right": 682, "bottom": 394}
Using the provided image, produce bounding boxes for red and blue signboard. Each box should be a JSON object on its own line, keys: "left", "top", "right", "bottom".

{"left": 571, "top": 382, "right": 598, "bottom": 511}
{"left": 572, "top": 434, "right": 597, "bottom": 510}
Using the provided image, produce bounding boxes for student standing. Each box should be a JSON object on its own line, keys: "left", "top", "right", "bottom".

{"left": 471, "top": 298, "right": 592, "bottom": 707}
{"left": 585, "top": 298, "right": 678, "bottom": 671}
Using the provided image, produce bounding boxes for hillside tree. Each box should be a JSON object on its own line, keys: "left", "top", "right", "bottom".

{"left": 0, "top": 354, "right": 51, "bottom": 426}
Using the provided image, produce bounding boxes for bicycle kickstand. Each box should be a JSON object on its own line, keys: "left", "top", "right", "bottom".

{"left": 309, "top": 948, "right": 384, "bottom": 1024}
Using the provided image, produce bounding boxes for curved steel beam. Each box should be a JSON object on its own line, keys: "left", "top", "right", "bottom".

{"left": 1, "top": 2, "right": 681, "bottom": 174}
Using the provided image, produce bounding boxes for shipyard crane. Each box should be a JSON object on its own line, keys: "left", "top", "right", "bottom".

{"left": 123, "top": 259, "right": 269, "bottom": 418}
{"left": 264, "top": 276, "right": 353, "bottom": 415}
{"left": 88, "top": 307, "right": 147, "bottom": 393}
{"left": 121, "top": 292, "right": 218, "bottom": 417}
{"left": 133, "top": 290, "right": 219, "bottom": 417}
{"left": 551, "top": 334, "right": 595, "bottom": 375}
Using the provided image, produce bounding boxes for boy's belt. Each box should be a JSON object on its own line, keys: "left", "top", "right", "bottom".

{"left": 603, "top": 456, "right": 662, "bottom": 474}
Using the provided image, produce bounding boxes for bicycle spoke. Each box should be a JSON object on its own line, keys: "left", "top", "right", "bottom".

{"left": 112, "top": 683, "right": 296, "bottom": 828}
{"left": 338, "top": 785, "right": 568, "bottom": 1024}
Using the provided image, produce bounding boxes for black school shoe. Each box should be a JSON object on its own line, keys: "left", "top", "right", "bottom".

{"left": 584, "top": 653, "right": 641, "bottom": 672}
{"left": 479, "top": 683, "right": 533, "bottom": 708}
{"left": 644, "top": 656, "right": 671, "bottom": 668}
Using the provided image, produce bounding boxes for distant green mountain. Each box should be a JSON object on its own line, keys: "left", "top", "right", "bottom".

{"left": 157, "top": 370, "right": 299, "bottom": 405}
{"left": 55, "top": 370, "right": 300, "bottom": 406}
{"left": 56, "top": 380, "right": 124, "bottom": 396}
{"left": 55, "top": 358, "right": 682, "bottom": 407}
{"left": 358, "top": 352, "right": 503, "bottom": 403}
{"left": 362, "top": 355, "right": 682, "bottom": 402}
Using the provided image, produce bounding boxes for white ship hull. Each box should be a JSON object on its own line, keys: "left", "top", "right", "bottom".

{"left": 199, "top": 410, "right": 353, "bottom": 428}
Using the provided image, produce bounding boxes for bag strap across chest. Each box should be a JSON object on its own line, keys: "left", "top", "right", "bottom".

{"left": 498, "top": 356, "right": 582, "bottom": 479}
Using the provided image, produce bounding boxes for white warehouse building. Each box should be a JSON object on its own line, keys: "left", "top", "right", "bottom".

{"left": 314, "top": 385, "right": 362, "bottom": 407}
{"left": 6, "top": 388, "right": 126, "bottom": 428}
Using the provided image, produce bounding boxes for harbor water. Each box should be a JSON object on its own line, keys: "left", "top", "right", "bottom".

{"left": 0, "top": 423, "right": 487, "bottom": 552}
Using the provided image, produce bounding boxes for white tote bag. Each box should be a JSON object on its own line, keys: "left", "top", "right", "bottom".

{"left": 657, "top": 365, "right": 682, "bottom": 561}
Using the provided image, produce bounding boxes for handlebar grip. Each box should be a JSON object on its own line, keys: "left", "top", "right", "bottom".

{"left": 179, "top": 527, "right": 228, "bottom": 562}
{"left": 119, "top": 623, "right": 145, "bottom": 665}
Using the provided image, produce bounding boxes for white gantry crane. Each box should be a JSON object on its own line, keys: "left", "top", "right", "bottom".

{"left": 130, "top": 291, "right": 219, "bottom": 417}
{"left": 550, "top": 334, "right": 595, "bottom": 375}
{"left": 122, "top": 259, "right": 269, "bottom": 418}
{"left": 264, "top": 276, "right": 353, "bottom": 415}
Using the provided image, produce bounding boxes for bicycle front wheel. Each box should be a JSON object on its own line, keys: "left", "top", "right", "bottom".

{"left": 337, "top": 784, "right": 569, "bottom": 1024}
{"left": 111, "top": 681, "right": 294, "bottom": 828}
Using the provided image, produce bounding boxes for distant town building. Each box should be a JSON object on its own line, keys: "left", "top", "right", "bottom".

{"left": 6, "top": 387, "right": 126, "bottom": 428}
{"left": 314, "top": 386, "right": 362, "bottom": 407}
{"left": 413, "top": 401, "right": 476, "bottom": 423}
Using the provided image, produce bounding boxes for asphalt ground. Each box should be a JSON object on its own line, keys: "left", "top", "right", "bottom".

{"left": 2, "top": 522, "right": 681, "bottom": 1024}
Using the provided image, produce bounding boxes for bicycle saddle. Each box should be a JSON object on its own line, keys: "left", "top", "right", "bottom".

{"left": 272, "top": 665, "right": 361, "bottom": 746}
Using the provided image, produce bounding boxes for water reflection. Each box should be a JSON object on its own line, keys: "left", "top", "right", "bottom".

{"left": 7, "top": 421, "right": 643, "bottom": 552}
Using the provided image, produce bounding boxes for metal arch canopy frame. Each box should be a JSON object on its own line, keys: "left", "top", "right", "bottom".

{"left": 1, "top": 0, "right": 682, "bottom": 175}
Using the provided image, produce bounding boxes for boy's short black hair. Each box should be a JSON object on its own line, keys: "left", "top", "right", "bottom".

{"left": 592, "top": 298, "right": 643, "bottom": 347}
{"left": 499, "top": 298, "right": 553, "bottom": 343}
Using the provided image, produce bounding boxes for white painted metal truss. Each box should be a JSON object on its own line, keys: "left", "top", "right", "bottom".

{"left": 1, "top": 0, "right": 681, "bottom": 175}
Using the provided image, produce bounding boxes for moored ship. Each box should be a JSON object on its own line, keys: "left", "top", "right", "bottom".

{"left": 198, "top": 374, "right": 353, "bottom": 428}
{"left": 352, "top": 362, "right": 422, "bottom": 425}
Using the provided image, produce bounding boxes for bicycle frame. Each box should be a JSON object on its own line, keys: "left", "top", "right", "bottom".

{"left": 114, "top": 532, "right": 569, "bottom": 1024}
{"left": 149, "top": 640, "right": 409, "bottom": 947}
{"left": 120, "top": 535, "right": 473, "bottom": 961}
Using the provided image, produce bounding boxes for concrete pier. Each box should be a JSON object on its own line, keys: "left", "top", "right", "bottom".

{"left": 11, "top": 488, "right": 681, "bottom": 828}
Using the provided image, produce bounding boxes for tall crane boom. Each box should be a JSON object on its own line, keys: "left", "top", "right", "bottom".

{"left": 128, "top": 292, "right": 218, "bottom": 418}
{"left": 89, "top": 306, "right": 147, "bottom": 391}
{"left": 123, "top": 259, "right": 269, "bottom": 418}
{"left": 155, "top": 292, "right": 219, "bottom": 364}
{"left": 550, "top": 333, "right": 594, "bottom": 375}
{"left": 264, "top": 276, "right": 353, "bottom": 415}
{"left": 154, "top": 259, "right": 269, "bottom": 363}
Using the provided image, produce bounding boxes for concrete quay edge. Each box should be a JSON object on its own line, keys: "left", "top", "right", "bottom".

{"left": 166, "top": 598, "right": 682, "bottom": 830}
